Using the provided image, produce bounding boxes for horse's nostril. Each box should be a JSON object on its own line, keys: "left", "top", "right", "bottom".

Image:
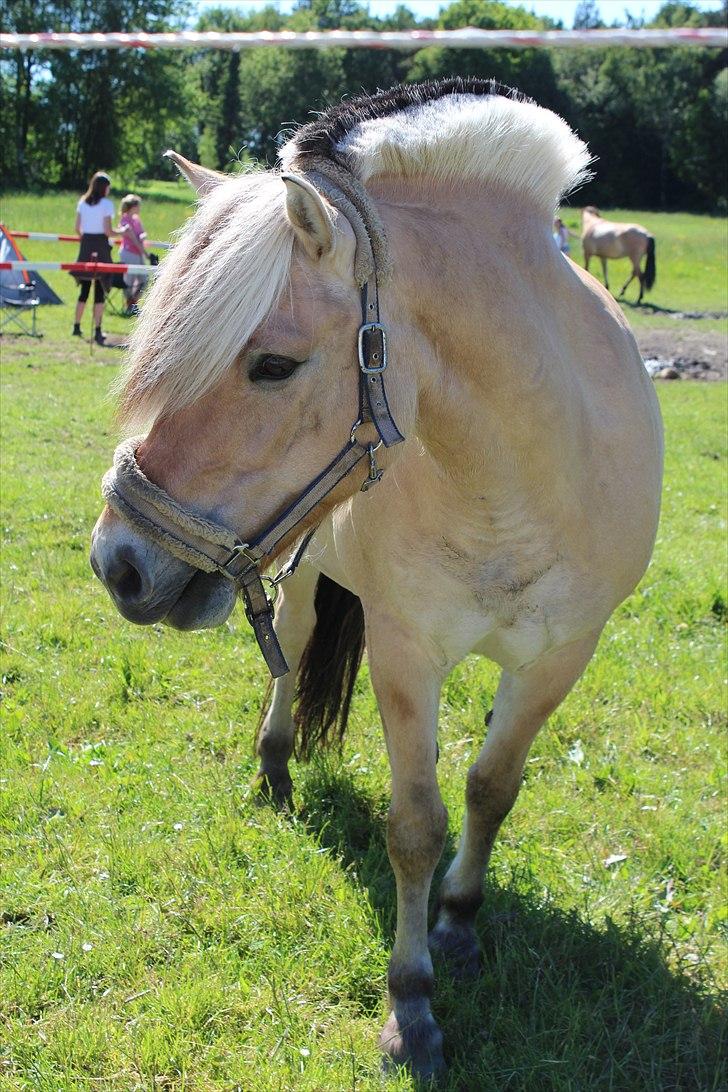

{"left": 106, "top": 553, "right": 148, "bottom": 603}
{"left": 115, "top": 560, "right": 143, "bottom": 600}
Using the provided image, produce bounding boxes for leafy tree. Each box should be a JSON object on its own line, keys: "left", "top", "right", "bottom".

{"left": 1, "top": 0, "right": 195, "bottom": 187}
{"left": 407, "top": 0, "right": 564, "bottom": 115}
{"left": 573, "top": 1, "right": 604, "bottom": 30}
{"left": 670, "top": 67, "right": 728, "bottom": 209}
{"left": 651, "top": 1, "right": 711, "bottom": 26}
{"left": 1, "top": 0, "right": 725, "bottom": 210}
{"left": 1, "top": 0, "right": 56, "bottom": 183}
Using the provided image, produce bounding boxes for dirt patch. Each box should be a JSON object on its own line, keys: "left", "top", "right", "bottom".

{"left": 636, "top": 327, "right": 727, "bottom": 381}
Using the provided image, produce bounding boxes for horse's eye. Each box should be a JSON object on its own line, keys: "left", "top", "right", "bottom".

{"left": 249, "top": 355, "right": 301, "bottom": 383}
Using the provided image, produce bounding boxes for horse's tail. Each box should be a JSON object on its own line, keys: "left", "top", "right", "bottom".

{"left": 294, "top": 574, "right": 365, "bottom": 760}
{"left": 644, "top": 236, "right": 656, "bottom": 291}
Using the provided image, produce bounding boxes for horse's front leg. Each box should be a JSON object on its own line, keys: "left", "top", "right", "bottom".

{"left": 430, "top": 631, "right": 601, "bottom": 974}
{"left": 367, "top": 617, "right": 448, "bottom": 1080}
{"left": 600, "top": 256, "right": 610, "bottom": 291}
{"left": 254, "top": 562, "right": 318, "bottom": 806}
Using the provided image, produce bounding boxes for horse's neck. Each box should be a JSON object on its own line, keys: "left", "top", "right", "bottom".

{"left": 376, "top": 178, "right": 576, "bottom": 476}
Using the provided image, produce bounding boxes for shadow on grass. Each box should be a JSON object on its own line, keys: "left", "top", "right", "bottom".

{"left": 298, "top": 764, "right": 726, "bottom": 1092}
{"left": 619, "top": 299, "right": 681, "bottom": 315}
{"left": 621, "top": 299, "right": 728, "bottom": 320}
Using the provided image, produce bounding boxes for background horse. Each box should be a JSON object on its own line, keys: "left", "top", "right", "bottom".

{"left": 581, "top": 204, "right": 656, "bottom": 303}
{"left": 91, "top": 79, "right": 663, "bottom": 1080}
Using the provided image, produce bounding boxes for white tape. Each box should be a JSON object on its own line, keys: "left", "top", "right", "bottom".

{"left": 1, "top": 28, "right": 726, "bottom": 51}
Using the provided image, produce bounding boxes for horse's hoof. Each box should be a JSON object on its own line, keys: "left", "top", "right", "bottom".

{"left": 252, "top": 769, "right": 293, "bottom": 810}
{"left": 428, "top": 920, "right": 482, "bottom": 980}
{"left": 379, "top": 1007, "right": 446, "bottom": 1082}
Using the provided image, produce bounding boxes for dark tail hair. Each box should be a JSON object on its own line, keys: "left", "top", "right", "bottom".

{"left": 293, "top": 575, "right": 365, "bottom": 760}
{"left": 644, "top": 237, "right": 656, "bottom": 291}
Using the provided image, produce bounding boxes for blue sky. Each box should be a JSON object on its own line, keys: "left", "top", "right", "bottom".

{"left": 195, "top": 0, "right": 719, "bottom": 28}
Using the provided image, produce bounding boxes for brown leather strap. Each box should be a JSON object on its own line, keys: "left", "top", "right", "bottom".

{"left": 237, "top": 565, "right": 289, "bottom": 678}
{"left": 359, "top": 279, "right": 404, "bottom": 448}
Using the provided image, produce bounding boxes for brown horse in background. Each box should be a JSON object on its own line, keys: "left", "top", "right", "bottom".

{"left": 581, "top": 205, "right": 656, "bottom": 303}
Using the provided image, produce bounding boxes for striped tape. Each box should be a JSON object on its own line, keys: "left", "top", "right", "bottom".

{"left": 9, "top": 230, "right": 170, "bottom": 249}
{"left": 1, "top": 260, "right": 152, "bottom": 276}
{"left": 1, "top": 28, "right": 726, "bottom": 51}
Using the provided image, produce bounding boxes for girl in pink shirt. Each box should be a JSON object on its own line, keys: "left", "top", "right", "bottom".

{"left": 116, "top": 194, "right": 148, "bottom": 313}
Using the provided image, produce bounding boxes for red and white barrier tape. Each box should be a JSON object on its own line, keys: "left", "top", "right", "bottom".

{"left": 1, "top": 28, "right": 726, "bottom": 51}
{"left": 10, "top": 230, "right": 170, "bottom": 249}
{"left": 1, "top": 260, "right": 151, "bottom": 276}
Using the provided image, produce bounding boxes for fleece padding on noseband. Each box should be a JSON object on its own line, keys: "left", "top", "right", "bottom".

{"left": 102, "top": 439, "right": 239, "bottom": 573}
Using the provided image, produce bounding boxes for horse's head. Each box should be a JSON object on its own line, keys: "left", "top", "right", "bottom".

{"left": 582, "top": 204, "right": 601, "bottom": 219}
{"left": 91, "top": 154, "right": 405, "bottom": 630}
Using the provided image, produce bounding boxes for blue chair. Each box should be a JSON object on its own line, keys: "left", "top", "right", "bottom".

{"left": 0, "top": 280, "right": 42, "bottom": 338}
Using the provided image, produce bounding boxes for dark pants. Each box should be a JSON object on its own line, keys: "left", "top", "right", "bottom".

{"left": 78, "top": 279, "right": 105, "bottom": 304}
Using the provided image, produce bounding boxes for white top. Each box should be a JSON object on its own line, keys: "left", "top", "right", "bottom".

{"left": 77, "top": 196, "right": 114, "bottom": 234}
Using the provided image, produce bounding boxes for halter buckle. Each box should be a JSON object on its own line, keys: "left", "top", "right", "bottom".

{"left": 358, "top": 322, "right": 387, "bottom": 374}
{"left": 221, "top": 542, "right": 258, "bottom": 580}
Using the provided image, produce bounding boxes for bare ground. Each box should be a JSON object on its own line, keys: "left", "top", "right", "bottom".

{"left": 635, "top": 326, "right": 728, "bottom": 381}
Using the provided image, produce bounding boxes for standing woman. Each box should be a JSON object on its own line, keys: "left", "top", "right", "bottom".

{"left": 72, "top": 171, "right": 114, "bottom": 345}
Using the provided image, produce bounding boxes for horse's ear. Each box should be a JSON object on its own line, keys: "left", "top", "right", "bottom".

{"left": 282, "top": 173, "right": 336, "bottom": 262}
{"left": 164, "top": 150, "right": 227, "bottom": 195}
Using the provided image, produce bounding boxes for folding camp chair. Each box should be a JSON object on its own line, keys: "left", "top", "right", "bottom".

{"left": 104, "top": 270, "right": 131, "bottom": 318}
{"left": 105, "top": 254, "right": 158, "bottom": 318}
{"left": 0, "top": 280, "right": 42, "bottom": 338}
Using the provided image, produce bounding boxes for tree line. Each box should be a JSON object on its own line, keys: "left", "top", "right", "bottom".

{"left": 2, "top": 0, "right": 726, "bottom": 211}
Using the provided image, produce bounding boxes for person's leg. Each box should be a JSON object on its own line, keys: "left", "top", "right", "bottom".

{"left": 74, "top": 281, "right": 90, "bottom": 334}
{"left": 121, "top": 252, "right": 135, "bottom": 310}
{"left": 93, "top": 280, "right": 106, "bottom": 344}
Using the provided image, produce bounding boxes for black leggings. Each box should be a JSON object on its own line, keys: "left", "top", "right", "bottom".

{"left": 78, "top": 279, "right": 105, "bottom": 304}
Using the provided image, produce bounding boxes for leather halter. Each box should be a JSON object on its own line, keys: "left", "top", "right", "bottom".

{"left": 101, "top": 168, "right": 404, "bottom": 678}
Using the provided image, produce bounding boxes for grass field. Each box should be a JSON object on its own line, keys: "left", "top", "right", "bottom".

{"left": 1, "top": 191, "right": 727, "bottom": 1089}
{"left": 1, "top": 186, "right": 727, "bottom": 336}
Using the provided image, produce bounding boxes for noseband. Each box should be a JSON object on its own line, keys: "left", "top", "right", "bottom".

{"left": 101, "top": 165, "right": 404, "bottom": 678}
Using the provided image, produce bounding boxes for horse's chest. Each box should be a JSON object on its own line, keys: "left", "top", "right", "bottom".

{"left": 436, "top": 538, "right": 598, "bottom": 670}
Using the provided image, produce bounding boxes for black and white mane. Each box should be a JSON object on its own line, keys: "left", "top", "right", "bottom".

{"left": 281, "top": 77, "right": 591, "bottom": 211}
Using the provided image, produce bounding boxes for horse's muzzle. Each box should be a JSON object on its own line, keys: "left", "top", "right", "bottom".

{"left": 90, "top": 509, "right": 236, "bottom": 629}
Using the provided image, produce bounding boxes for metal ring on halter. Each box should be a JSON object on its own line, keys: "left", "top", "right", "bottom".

{"left": 350, "top": 418, "right": 363, "bottom": 443}
{"left": 350, "top": 418, "right": 383, "bottom": 452}
{"left": 261, "top": 576, "right": 281, "bottom": 603}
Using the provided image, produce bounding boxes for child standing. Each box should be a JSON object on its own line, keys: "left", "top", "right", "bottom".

{"left": 553, "top": 217, "right": 578, "bottom": 256}
{"left": 117, "top": 194, "right": 148, "bottom": 314}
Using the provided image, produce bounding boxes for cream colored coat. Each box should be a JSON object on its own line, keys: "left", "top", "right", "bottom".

{"left": 91, "top": 98, "right": 663, "bottom": 1079}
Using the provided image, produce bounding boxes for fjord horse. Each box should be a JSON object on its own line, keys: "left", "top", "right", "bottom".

{"left": 581, "top": 205, "right": 656, "bottom": 303}
{"left": 91, "top": 80, "right": 663, "bottom": 1079}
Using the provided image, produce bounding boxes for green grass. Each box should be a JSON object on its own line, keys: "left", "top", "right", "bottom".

{"left": 1, "top": 201, "right": 727, "bottom": 1088}
{"left": 0, "top": 184, "right": 194, "bottom": 347}
{"left": 1, "top": 189, "right": 726, "bottom": 338}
